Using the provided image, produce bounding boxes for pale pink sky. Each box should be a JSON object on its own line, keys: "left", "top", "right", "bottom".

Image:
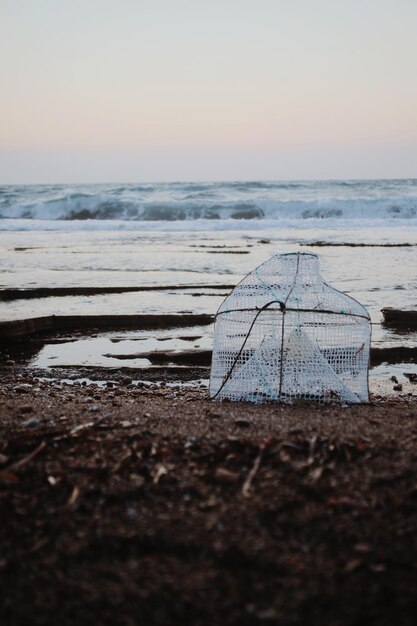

{"left": 1, "top": 0, "right": 417, "bottom": 183}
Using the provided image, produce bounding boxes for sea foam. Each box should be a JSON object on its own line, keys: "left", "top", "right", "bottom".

{"left": 0, "top": 179, "right": 416, "bottom": 228}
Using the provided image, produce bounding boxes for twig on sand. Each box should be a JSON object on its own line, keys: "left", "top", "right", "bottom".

{"left": 1, "top": 441, "right": 47, "bottom": 475}
{"left": 69, "top": 416, "right": 107, "bottom": 436}
{"left": 65, "top": 485, "right": 80, "bottom": 510}
{"left": 242, "top": 445, "right": 265, "bottom": 498}
{"left": 111, "top": 449, "right": 134, "bottom": 474}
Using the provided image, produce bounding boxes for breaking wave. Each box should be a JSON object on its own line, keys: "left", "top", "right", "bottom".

{"left": 1, "top": 180, "right": 416, "bottom": 225}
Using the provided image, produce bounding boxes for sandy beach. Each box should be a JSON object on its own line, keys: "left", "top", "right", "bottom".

{"left": 1, "top": 364, "right": 417, "bottom": 625}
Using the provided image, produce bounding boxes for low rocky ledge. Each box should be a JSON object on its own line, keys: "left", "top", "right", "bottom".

{"left": 381, "top": 308, "right": 417, "bottom": 329}
{"left": 0, "top": 314, "right": 214, "bottom": 342}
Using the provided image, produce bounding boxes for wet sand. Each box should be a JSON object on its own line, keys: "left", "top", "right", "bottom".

{"left": 1, "top": 367, "right": 417, "bottom": 625}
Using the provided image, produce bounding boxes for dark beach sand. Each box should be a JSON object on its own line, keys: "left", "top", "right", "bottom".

{"left": 1, "top": 367, "right": 417, "bottom": 625}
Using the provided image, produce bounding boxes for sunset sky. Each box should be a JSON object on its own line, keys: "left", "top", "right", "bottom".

{"left": 1, "top": 0, "right": 416, "bottom": 183}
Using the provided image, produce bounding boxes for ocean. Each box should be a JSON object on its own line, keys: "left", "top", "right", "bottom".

{"left": 1, "top": 179, "right": 416, "bottom": 393}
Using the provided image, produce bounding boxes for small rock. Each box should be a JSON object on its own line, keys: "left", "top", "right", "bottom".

{"left": 88, "top": 405, "right": 99, "bottom": 413}
{"left": 234, "top": 418, "right": 251, "bottom": 428}
{"left": 393, "top": 384, "right": 403, "bottom": 391}
{"left": 130, "top": 474, "right": 145, "bottom": 488}
{"left": 13, "top": 384, "right": 32, "bottom": 393}
{"left": 19, "top": 404, "right": 34, "bottom": 414}
{"left": 354, "top": 543, "right": 372, "bottom": 554}
{"left": 22, "top": 416, "right": 40, "bottom": 427}
{"left": 6, "top": 360, "right": 16, "bottom": 366}
{"left": 344, "top": 558, "right": 363, "bottom": 573}
{"left": 122, "top": 376, "right": 132, "bottom": 386}
{"left": 404, "top": 373, "right": 417, "bottom": 383}
{"left": 390, "top": 376, "right": 398, "bottom": 383}
{"left": 369, "top": 563, "right": 386, "bottom": 573}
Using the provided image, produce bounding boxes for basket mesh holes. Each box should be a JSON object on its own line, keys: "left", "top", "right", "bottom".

{"left": 210, "top": 253, "right": 371, "bottom": 405}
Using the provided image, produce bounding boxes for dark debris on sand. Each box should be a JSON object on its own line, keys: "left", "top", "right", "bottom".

{"left": 1, "top": 369, "right": 417, "bottom": 625}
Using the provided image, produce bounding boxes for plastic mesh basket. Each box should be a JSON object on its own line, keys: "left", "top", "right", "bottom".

{"left": 209, "top": 252, "right": 371, "bottom": 404}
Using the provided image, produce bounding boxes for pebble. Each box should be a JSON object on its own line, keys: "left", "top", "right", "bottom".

{"left": 129, "top": 474, "right": 145, "bottom": 488}
{"left": 393, "top": 384, "right": 403, "bottom": 392}
{"left": 13, "top": 384, "right": 32, "bottom": 393}
{"left": 234, "top": 418, "right": 251, "bottom": 428}
{"left": 354, "top": 543, "right": 372, "bottom": 554}
{"left": 256, "top": 608, "right": 277, "bottom": 620}
{"left": 122, "top": 376, "right": 133, "bottom": 386}
{"left": 369, "top": 563, "right": 386, "bottom": 573}
{"left": 6, "top": 360, "right": 16, "bottom": 366}
{"left": 22, "top": 416, "right": 40, "bottom": 427}
{"left": 19, "top": 404, "right": 34, "bottom": 414}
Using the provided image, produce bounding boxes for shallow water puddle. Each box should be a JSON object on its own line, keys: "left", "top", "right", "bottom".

{"left": 27, "top": 337, "right": 417, "bottom": 399}
{"left": 30, "top": 326, "right": 213, "bottom": 369}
